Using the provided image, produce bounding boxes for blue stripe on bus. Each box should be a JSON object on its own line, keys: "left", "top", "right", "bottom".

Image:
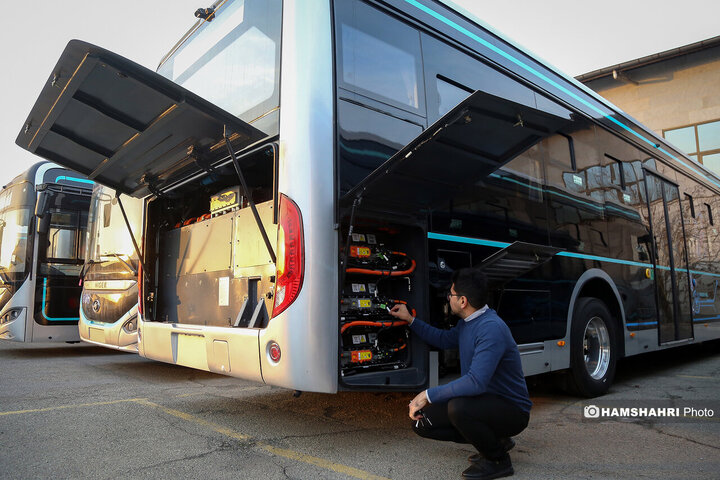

{"left": 41, "top": 278, "right": 79, "bottom": 322}
{"left": 627, "top": 317, "right": 720, "bottom": 327}
{"left": 54, "top": 175, "right": 94, "bottom": 185}
{"left": 427, "top": 232, "right": 720, "bottom": 278}
{"left": 402, "top": 0, "right": 720, "bottom": 191}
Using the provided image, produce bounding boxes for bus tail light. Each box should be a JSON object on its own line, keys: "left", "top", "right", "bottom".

{"left": 271, "top": 194, "right": 304, "bottom": 318}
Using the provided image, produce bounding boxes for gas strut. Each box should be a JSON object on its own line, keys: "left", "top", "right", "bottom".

{"left": 116, "top": 192, "right": 149, "bottom": 283}
{"left": 223, "top": 126, "right": 276, "bottom": 264}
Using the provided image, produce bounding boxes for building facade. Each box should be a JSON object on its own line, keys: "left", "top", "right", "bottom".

{"left": 578, "top": 36, "right": 720, "bottom": 174}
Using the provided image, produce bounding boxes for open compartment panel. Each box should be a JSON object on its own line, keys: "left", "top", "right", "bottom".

{"left": 144, "top": 145, "right": 277, "bottom": 328}
{"left": 338, "top": 212, "right": 428, "bottom": 389}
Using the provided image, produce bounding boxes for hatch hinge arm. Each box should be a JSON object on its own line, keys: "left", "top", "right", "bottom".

{"left": 115, "top": 192, "right": 149, "bottom": 283}
{"left": 223, "top": 126, "right": 276, "bottom": 264}
{"left": 339, "top": 194, "right": 362, "bottom": 290}
{"left": 141, "top": 174, "right": 163, "bottom": 198}
{"left": 189, "top": 145, "right": 216, "bottom": 176}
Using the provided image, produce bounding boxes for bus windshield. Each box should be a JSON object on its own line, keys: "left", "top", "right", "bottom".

{"left": 84, "top": 186, "right": 142, "bottom": 282}
{"left": 0, "top": 182, "right": 35, "bottom": 283}
{"left": 0, "top": 208, "right": 31, "bottom": 281}
{"left": 156, "top": 0, "right": 282, "bottom": 131}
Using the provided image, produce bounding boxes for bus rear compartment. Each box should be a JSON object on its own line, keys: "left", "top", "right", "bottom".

{"left": 145, "top": 150, "right": 276, "bottom": 329}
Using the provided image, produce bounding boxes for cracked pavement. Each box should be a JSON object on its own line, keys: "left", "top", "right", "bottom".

{"left": 0, "top": 339, "right": 718, "bottom": 479}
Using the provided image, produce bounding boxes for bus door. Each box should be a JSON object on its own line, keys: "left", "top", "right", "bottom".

{"left": 644, "top": 171, "right": 693, "bottom": 344}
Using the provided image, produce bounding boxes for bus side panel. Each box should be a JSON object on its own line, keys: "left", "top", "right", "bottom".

{"left": 257, "top": 0, "right": 338, "bottom": 393}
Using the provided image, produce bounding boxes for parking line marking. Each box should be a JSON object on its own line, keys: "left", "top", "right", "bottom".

{"left": 136, "top": 399, "right": 390, "bottom": 480}
{"left": 258, "top": 444, "right": 390, "bottom": 480}
{"left": 134, "top": 399, "right": 251, "bottom": 441}
{"left": 676, "top": 375, "right": 715, "bottom": 380}
{"left": 0, "top": 398, "right": 146, "bottom": 417}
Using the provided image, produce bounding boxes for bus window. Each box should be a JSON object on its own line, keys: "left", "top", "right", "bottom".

{"left": 337, "top": 99, "right": 423, "bottom": 194}
{"left": 157, "top": 0, "right": 281, "bottom": 132}
{"left": 436, "top": 76, "right": 472, "bottom": 117}
{"left": 336, "top": 0, "right": 424, "bottom": 113}
{"left": 47, "top": 211, "right": 79, "bottom": 260}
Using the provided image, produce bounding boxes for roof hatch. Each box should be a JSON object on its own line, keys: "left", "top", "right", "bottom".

{"left": 16, "top": 40, "right": 267, "bottom": 198}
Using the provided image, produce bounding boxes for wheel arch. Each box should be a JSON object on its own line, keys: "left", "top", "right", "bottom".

{"left": 567, "top": 269, "right": 626, "bottom": 358}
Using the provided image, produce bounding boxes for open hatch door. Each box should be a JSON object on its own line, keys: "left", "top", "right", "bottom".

{"left": 16, "top": 40, "right": 267, "bottom": 198}
{"left": 477, "top": 241, "right": 562, "bottom": 285}
{"left": 340, "top": 89, "right": 575, "bottom": 214}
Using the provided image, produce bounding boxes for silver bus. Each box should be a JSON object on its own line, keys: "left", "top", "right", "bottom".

{"left": 79, "top": 185, "right": 143, "bottom": 351}
{"left": 17, "top": 0, "right": 720, "bottom": 396}
{"left": 0, "top": 162, "right": 92, "bottom": 343}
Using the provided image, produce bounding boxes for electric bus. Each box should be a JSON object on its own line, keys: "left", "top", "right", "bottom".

{"left": 79, "top": 185, "right": 143, "bottom": 351}
{"left": 16, "top": 0, "right": 720, "bottom": 396}
{"left": 0, "top": 162, "right": 92, "bottom": 343}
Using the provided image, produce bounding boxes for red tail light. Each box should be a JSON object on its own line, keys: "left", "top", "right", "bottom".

{"left": 271, "top": 194, "right": 304, "bottom": 318}
{"left": 137, "top": 261, "right": 143, "bottom": 316}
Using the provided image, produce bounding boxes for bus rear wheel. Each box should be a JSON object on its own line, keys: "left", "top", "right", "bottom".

{"left": 568, "top": 297, "right": 618, "bottom": 397}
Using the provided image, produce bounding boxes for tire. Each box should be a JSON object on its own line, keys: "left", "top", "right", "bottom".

{"left": 567, "top": 297, "right": 618, "bottom": 397}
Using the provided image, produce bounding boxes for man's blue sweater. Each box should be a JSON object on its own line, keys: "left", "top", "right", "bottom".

{"left": 411, "top": 308, "right": 532, "bottom": 414}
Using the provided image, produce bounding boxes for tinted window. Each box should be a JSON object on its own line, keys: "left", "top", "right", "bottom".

{"left": 337, "top": 100, "right": 423, "bottom": 194}
{"left": 436, "top": 76, "right": 472, "bottom": 117}
{"left": 337, "top": 0, "right": 424, "bottom": 112}
{"left": 157, "top": 0, "right": 282, "bottom": 130}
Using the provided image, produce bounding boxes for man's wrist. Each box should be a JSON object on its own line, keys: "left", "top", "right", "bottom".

{"left": 408, "top": 316, "right": 415, "bottom": 325}
{"left": 425, "top": 390, "right": 432, "bottom": 404}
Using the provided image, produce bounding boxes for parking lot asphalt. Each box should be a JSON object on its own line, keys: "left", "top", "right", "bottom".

{"left": 1, "top": 339, "right": 718, "bottom": 479}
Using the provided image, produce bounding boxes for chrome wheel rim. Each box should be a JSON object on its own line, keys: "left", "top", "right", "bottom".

{"left": 583, "top": 316, "right": 611, "bottom": 380}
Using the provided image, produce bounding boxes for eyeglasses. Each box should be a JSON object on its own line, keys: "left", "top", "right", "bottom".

{"left": 446, "top": 291, "right": 463, "bottom": 300}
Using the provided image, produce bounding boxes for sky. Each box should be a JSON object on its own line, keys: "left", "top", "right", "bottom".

{"left": 1, "top": 0, "right": 718, "bottom": 186}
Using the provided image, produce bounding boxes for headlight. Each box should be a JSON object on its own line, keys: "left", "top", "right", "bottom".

{"left": 0, "top": 308, "right": 23, "bottom": 324}
{"left": 122, "top": 315, "right": 138, "bottom": 333}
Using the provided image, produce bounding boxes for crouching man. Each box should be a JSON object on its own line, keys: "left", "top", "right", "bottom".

{"left": 390, "top": 268, "right": 531, "bottom": 479}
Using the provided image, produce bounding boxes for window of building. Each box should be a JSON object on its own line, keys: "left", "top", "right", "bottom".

{"left": 605, "top": 154, "right": 625, "bottom": 190}
{"left": 663, "top": 119, "right": 720, "bottom": 173}
{"left": 685, "top": 193, "right": 695, "bottom": 218}
{"left": 706, "top": 203, "right": 714, "bottom": 226}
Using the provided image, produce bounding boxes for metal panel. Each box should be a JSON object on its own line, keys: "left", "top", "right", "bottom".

{"left": 162, "top": 215, "right": 233, "bottom": 277}
{"left": 16, "top": 40, "right": 267, "bottom": 197}
{"left": 233, "top": 202, "right": 277, "bottom": 273}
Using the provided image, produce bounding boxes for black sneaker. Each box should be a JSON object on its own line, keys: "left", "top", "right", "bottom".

{"left": 461, "top": 454, "right": 513, "bottom": 479}
{"left": 467, "top": 437, "right": 516, "bottom": 463}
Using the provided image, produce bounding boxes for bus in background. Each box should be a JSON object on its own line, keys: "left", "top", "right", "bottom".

{"left": 0, "top": 162, "right": 92, "bottom": 343}
{"left": 16, "top": 0, "right": 720, "bottom": 396}
{"left": 79, "top": 185, "right": 143, "bottom": 352}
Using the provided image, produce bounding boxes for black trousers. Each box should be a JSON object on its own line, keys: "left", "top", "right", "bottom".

{"left": 412, "top": 393, "right": 529, "bottom": 460}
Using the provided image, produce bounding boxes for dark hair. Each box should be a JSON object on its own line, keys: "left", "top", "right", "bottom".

{"left": 451, "top": 268, "right": 488, "bottom": 309}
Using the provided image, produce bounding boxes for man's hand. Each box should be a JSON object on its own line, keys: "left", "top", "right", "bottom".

{"left": 408, "top": 390, "right": 428, "bottom": 420}
{"left": 390, "top": 304, "right": 414, "bottom": 323}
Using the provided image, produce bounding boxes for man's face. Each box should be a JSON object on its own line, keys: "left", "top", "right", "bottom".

{"left": 448, "top": 284, "right": 463, "bottom": 316}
